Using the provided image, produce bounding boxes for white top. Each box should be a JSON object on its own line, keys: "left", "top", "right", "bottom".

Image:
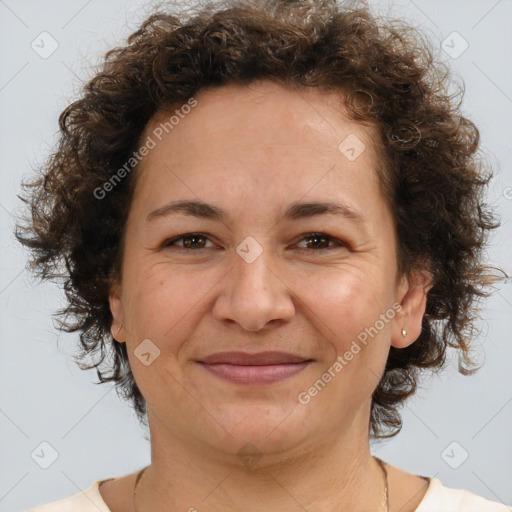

{"left": 27, "top": 476, "right": 511, "bottom": 512}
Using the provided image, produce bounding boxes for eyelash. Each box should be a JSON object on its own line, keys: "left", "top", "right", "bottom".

{"left": 161, "top": 232, "right": 346, "bottom": 252}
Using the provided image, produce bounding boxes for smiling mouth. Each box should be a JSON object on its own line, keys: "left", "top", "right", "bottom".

{"left": 196, "top": 351, "right": 314, "bottom": 384}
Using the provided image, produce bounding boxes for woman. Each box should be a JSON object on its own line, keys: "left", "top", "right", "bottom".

{"left": 18, "top": 0, "right": 509, "bottom": 510}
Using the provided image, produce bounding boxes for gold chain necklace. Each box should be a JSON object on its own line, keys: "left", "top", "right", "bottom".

{"left": 133, "top": 457, "right": 389, "bottom": 512}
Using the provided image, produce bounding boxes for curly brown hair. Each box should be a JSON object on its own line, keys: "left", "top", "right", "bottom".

{"left": 16, "top": 0, "right": 499, "bottom": 438}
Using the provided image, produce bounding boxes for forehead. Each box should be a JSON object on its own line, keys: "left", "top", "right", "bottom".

{"left": 147, "top": 80, "right": 380, "bottom": 159}
{"left": 131, "top": 81, "right": 386, "bottom": 218}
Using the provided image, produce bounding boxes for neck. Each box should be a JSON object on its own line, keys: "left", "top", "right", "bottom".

{"left": 135, "top": 408, "right": 387, "bottom": 512}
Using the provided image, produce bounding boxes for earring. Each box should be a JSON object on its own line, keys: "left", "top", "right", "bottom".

{"left": 116, "top": 324, "right": 123, "bottom": 336}
{"left": 401, "top": 328, "right": 407, "bottom": 337}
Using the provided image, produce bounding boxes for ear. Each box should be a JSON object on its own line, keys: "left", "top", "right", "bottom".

{"left": 109, "top": 279, "right": 126, "bottom": 343}
{"left": 391, "top": 269, "right": 432, "bottom": 349}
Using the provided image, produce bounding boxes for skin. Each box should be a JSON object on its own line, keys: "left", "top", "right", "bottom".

{"left": 104, "top": 80, "right": 432, "bottom": 512}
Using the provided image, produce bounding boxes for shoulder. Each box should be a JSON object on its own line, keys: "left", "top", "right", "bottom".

{"left": 27, "top": 480, "right": 112, "bottom": 512}
{"left": 416, "top": 477, "right": 511, "bottom": 512}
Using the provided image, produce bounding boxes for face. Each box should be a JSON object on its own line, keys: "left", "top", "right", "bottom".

{"left": 110, "top": 80, "right": 428, "bottom": 459}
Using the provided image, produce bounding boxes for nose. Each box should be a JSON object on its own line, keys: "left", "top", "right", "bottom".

{"left": 212, "top": 246, "right": 296, "bottom": 332}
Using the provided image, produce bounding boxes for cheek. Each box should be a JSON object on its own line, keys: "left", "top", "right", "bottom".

{"left": 296, "top": 265, "right": 394, "bottom": 343}
{"left": 300, "top": 270, "right": 394, "bottom": 404}
{"left": 123, "top": 262, "right": 218, "bottom": 345}
{"left": 121, "top": 266, "right": 212, "bottom": 402}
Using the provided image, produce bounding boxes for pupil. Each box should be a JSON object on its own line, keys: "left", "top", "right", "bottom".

{"left": 310, "top": 236, "right": 326, "bottom": 248}
{"left": 186, "top": 236, "right": 203, "bottom": 248}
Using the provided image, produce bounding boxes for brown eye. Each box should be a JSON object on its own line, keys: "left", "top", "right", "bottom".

{"left": 296, "top": 233, "right": 345, "bottom": 251}
{"left": 163, "top": 233, "right": 213, "bottom": 250}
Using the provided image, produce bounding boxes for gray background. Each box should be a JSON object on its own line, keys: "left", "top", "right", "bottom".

{"left": 0, "top": 0, "right": 511, "bottom": 511}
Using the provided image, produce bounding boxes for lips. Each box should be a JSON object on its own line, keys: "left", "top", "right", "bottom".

{"left": 198, "top": 351, "right": 312, "bottom": 365}
{"left": 196, "top": 351, "right": 314, "bottom": 384}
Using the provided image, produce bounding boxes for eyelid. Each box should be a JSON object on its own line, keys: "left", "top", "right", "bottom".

{"left": 292, "top": 232, "right": 346, "bottom": 251}
{"left": 160, "top": 232, "right": 346, "bottom": 252}
{"left": 161, "top": 233, "right": 217, "bottom": 250}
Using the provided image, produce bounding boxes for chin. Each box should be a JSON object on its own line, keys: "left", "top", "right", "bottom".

{"left": 202, "top": 404, "right": 313, "bottom": 459}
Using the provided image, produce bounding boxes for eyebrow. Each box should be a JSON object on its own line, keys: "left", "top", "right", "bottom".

{"left": 146, "top": 199, "right": 365, "bottom": 223}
